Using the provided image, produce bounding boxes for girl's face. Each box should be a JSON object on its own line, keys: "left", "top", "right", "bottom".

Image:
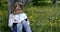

{"left": 14, "top": 5, "right": 21, "bottom": 14}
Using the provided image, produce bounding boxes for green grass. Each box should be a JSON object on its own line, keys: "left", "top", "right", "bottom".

{"left": 0, "top": 2, "right": 60, "bottom": 32}
{"left": 24, "top": 6, "right": 60, "bottom": 32}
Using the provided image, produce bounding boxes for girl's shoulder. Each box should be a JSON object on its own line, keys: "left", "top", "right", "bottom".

{"left": 21, "top": 13, "right": 27, "bottom": 16}
{"left": 19, "top": 13, "right": 27, "bottom": 18}
{"left": 22, "top": 13, "right": 27, "bottom": 18}
{"left": 19, "top": 13, "right": 28, "bottom": 19}
{"left": 9, "top": 14, "right": 13, "bottom": 17}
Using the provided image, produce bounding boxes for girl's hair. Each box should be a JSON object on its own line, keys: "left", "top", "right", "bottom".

{"left": 12, "top": 3, "right": 23, "bottom": 13}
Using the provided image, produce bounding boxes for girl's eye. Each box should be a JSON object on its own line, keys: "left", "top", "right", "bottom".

{"left": 16, "top": 9, "right": 20, "bottom": 11}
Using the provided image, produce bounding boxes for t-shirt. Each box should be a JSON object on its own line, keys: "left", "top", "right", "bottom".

{"left": 8, "top": 13, "right": 29, "bottom": 27}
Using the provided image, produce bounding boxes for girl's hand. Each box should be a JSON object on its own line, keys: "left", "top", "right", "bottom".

{"left": 14, "top": 19, "right": 17, "bottom": 21}
{"left": 13, "top": 19, "right": 18, "bottom": 23}
{"left": 9, "top": 25, "right": 13, "bottom": 28}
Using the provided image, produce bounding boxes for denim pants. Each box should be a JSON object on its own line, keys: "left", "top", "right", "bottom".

{"left": 11, "top": 23, "right": 17, "bottom": 32}
{"left": 17, "top": 20, "right": 32, "bottom": 32}
{"left": 11, "top": 20, "right": 32, "bottom": 32}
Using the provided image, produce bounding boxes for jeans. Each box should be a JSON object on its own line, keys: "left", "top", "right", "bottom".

{"left": 12, "top": 23, "right": 17, "bottom": 32}
{"left": 17, "top": 20, "right": 32, "bottom": 32}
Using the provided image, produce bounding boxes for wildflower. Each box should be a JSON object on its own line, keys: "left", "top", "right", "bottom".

{"left": 29, "top": 16, "right": 33, "bottom": 20}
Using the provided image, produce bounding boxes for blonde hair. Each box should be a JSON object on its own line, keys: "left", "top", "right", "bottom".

{"left": 12, "top": 2, "right": 24, "bottom": 14}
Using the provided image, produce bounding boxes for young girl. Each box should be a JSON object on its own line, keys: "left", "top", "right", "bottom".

{"left": 8, "top": 3, "right": 32, "bottom": 32}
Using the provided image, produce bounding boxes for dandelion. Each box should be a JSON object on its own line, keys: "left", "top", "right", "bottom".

{"left": 29, "top": 16, "right": 33, "bottom": 20}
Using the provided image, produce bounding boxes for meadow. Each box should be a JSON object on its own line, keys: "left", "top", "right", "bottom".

{"left": 0, "top": 1, "right": 60, "bottom": 32}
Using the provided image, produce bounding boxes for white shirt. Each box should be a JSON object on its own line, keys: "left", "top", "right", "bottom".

{"left": 8, "top": 13, "right": 29, "bottom": 27}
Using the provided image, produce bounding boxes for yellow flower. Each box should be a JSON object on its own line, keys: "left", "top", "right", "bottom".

{"left": 29, "top": 16, "right": 33, "bottom": 20}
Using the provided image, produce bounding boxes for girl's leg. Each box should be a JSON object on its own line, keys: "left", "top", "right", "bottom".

{"left": 22, "top": 26, "right": 26, "bottom": 32}
{"left": 17, "top": 23, "right": 22, "bottom": 32}
{"left": 12, "top": 23, "right": 17, "bottom": 32}
{"left": 22, "top": 20, "right": 32, "bottom": 32}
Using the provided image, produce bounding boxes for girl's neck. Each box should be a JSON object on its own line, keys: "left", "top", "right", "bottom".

{"left": 13, "top": 13, "right": 19, "bottom": 15}
{"left": 12, "top": 11, "right": 24, "bottom": 15}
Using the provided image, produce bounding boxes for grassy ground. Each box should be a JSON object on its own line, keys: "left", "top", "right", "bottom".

{"left": 24, "top": 6, "right": 60, "bottom": 32}
{"left": 0, "top": 1, "right": 60, "bottom": 32}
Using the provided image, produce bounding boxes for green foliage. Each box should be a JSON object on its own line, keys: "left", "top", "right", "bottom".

{"left": 58, "top": 0, "right": 60, "bottom": 1}
{"left": 0, "top": 0, "right": 60, "bottom": 32}
{"left": 24, "top": 6, "right": 60, "bottom": 32}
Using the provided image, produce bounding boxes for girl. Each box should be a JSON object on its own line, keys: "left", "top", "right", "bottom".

{"left": 8, "top": 3, "right": 32, "bottom": 32}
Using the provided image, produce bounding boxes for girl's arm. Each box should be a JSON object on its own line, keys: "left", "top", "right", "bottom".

{"left": 23, "top": 13, "right": 30, "bottom": 25}
{"left": 8, "top": 14, "right": 13, "bottom": 28}
{"left": 25, "top": 18, "right": 30, "bottom": 25}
